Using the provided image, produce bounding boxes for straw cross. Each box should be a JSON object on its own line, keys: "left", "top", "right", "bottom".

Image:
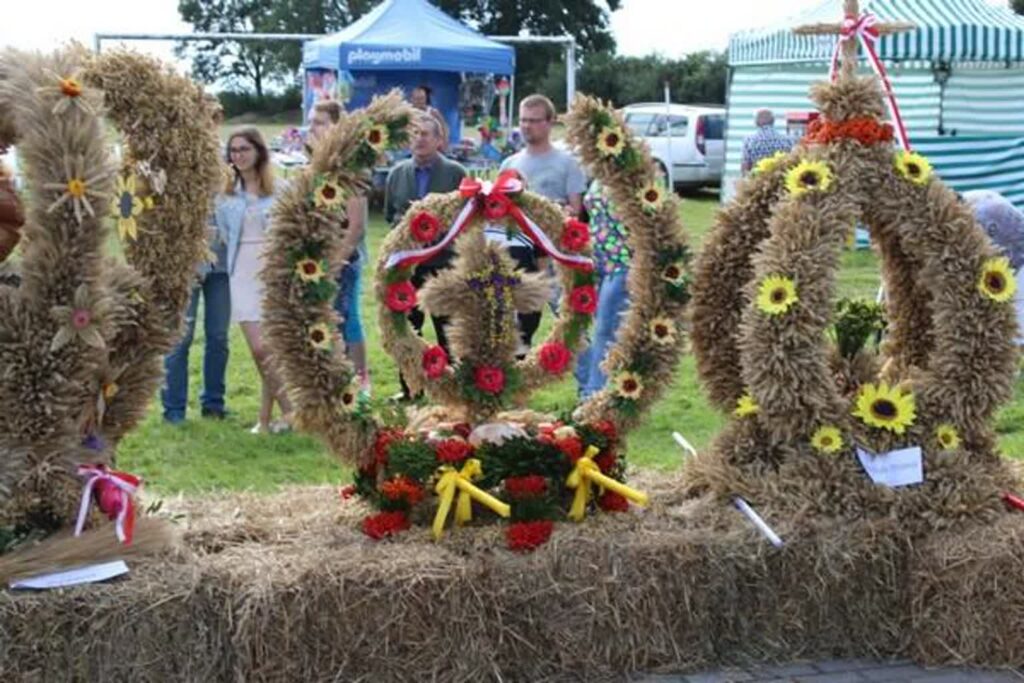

{"left": 793, "top": 0, "right": 914, "bottom": 81}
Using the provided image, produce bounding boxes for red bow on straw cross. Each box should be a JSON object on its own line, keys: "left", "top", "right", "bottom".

{"left": 75, "top": 463, "right": 142, "bottom": 545}
{"left": 384, "top": 170, "right": 593, "bottom": 272}
{"left": 830, "top": 12, "right": 911, "bottom": 152}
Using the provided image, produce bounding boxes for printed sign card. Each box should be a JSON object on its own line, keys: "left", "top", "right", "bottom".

{"left": 856, "top": 445, "right": 923, "bottom": 488}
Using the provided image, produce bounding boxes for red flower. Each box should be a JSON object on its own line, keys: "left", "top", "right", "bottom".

{"left": 474, "top": 365, "right": 506, "bottom": 394}
{"left": 422, "top": 345, "right": 449, "bottom": 379}
{"left": 594, "top": 452, "right": 617, "bottom": 473}
{"left": 385, "top": 281, "right": 417, "bottom": 313}
{"left": 598, "top": 491, "right": 629, "bottom": 513}
{"left": 482, "top": 194, "right": 513, "bottom": 220}
{"left": 410, "top": 211, "right": 441, "bottom": 243}
{"left": 379, "top": 476, "right": 425, "bottom": 506}
{"left": 435, "top": 438, "right": 473, "bottom": 463}
{"left": 362, "top": 511, "right": 410, "bottom": 540}
{"left": 569, "top": 285, "right": 598, "bottom": 315}
{"left": 591, "top": 419, "right": 617, "bottom": 443}
{"left": 504, "top": 475, "right": 548, "bottom": 499}
{"left": 451, "top": 422, "right": 472, "bottom": 439}
{"left": 538, "top": 341, "right": 572, "bottom": 375}
{"left": 373, "top": 428, "right": 404, "bottom": 469}
{"left": 554, "top": 436, "right": 584, "bottom": 462}
{"left": 339, "top": 484, "right": 357, "bottom": 500}
{"left": 561, "top": 219, "right": 590, "bottom": 252}
{"left": 507, "top": 520, "right": 554, "bottom": 552}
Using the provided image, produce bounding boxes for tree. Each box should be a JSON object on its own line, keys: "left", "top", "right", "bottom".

{"left": 1013, "top": 0, "right": 1024, "bottom": 15}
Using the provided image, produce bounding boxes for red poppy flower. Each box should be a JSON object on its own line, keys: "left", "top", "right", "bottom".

{"left": 538, "top": 341, "right": 572, "bottom": 375}
{"left": 504, "top": 475, "right": 548, "bottom": 500}
{"left": 598, "top": 491, "right": 629, "bottom": 513}
{"left": 379, "top": 476, "right": 425, "bottom": 506}
{"left": 569, "top": 285, "right": 598, "bottom": 315}
{"left": 507, "top": 520, "right": 554, "bottom": 552}
{"left": 385, "top": 281, "right": 417, "bottom": 313}
{"left": 594, "top": 452, "right": 617, "bottom": 473}
{"left": 474, "top": 365, "right": 506, "bottom": 394}
{"left": 422, "top": 345, "right": 449, "bottom": 379}
{"left": 435, "top": 438, "right": 473, "bottom": 463}
{"left": 362, "top": 511, "right": 410, "bottom": 540}
{"left": 410, "top": 211, "right": 441, "bottom": 243}
{"left": 561, "top": 218, "right": 590, "bottom": 252}
{"left": 591, "top": 419, "right": 617, "bottom": 443}
{"left": 482, "top": 194, "right": 513, "bottom": 220}
{"left": 554, "top": 436, "right": 584, "bottom": 462}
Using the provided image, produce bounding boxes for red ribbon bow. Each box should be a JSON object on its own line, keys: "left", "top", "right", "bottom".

{"left": 75, "top": 463, "right": 142, "bottom": 545}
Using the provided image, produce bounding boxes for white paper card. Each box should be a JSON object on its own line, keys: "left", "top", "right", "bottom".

{"left": 856, "top": 445, "right": 923, "bottom": 487}
{"left": 9, "top": 560, "right": 129, "bottom": 590}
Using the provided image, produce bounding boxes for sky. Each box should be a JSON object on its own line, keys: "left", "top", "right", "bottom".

{"left": 0, "top": 0, "right": 1015, "bottom": 68}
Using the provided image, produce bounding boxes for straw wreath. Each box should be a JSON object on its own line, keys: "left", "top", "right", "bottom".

{"left": 0, "top": 46, "right": 221, "bottom": 531}
{"left": 687, "top": 73, "right": 1020, "bottom": 530}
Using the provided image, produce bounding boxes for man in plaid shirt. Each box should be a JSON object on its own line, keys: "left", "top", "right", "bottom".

{"left": 741, "top": 109, "right": 794, "bottom": 174}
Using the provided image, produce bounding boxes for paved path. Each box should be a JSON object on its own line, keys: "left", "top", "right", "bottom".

{"left": 639, "top": 659, "right": 1024, "bottom": 682}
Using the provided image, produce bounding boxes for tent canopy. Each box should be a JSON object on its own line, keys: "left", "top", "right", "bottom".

{"left": 302, "top": 0, "right": 515, "bottom": 74}
{"left": 729, "top": 0, "right": 1024, "bottom": 66}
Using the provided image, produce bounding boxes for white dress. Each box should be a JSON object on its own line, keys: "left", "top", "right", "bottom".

{"left": 230, "top": 196, "right": 270, "bottom": 323}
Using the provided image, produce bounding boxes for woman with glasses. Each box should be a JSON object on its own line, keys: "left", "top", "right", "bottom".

{"left": 216, "top": 127, "right": 293, "bottom": 434}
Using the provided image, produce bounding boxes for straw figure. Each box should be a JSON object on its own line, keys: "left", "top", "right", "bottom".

{"left": 262, "top": 94, "right": 690, "bottom": 545}
{"left": 687, "top": 0, "right": 1020, "bottom": 533}
{"left": 0, "top": 47, "right": 221, "bottom": 542}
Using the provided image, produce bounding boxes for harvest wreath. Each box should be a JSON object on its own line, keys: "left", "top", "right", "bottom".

{"left": 263, "top": 95, "right": 691, "bottom": 549}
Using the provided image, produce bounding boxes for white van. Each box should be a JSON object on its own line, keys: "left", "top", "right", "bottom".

{"left": 621, "top": 103, "right": 726, "bottom": 190}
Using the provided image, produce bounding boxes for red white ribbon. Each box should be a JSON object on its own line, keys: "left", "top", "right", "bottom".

{"left": 829, "top": 12, "right": 911, "bottom": 151}
{"left": 74, "top": 464, "right": 141, "bottom": 545}
{"left": 385, "top": 170, "right": 594, "bottom": 272}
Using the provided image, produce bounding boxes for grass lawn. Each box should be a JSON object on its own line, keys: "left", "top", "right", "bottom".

{"left": 118, "top": 191, "right": 1024, "bottom": 495}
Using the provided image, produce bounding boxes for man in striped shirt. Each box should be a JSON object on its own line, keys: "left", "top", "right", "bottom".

{"left": 741, "top": 109, "right": 794, "bottom": 174}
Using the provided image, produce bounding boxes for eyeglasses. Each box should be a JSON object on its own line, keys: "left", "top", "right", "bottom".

{"left": 229, "top": 146, "right": 254, "bottom": 154}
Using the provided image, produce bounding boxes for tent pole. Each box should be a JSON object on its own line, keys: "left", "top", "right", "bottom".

{"left": 508, "top": 74, "right": 516, "bottom": 143}
{"left": 566, "top": 39, "right": 577, "bottom": 107}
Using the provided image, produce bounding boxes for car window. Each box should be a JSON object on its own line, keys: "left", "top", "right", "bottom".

{"left": 649, "top": 114, "right": 688, "bottom": 136}
{"left": 624, "top": 113, "right": 656, "bottom": 136}
{"left": 703, "top": 115, "right": 725, "bottom": 140}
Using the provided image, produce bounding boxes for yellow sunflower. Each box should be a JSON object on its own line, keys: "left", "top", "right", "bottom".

{"left": 595, "top": 125, "right": 626, "bottom": 157}
{"left": 852, "top": 382, "right": 916, "bottom": 435}
{"left": 614, "top": 371, "right": 644, "bottom": 400}
{"left": 365, "top": 124, "right": 390, "bottom": 152}
{"left": 894, "top": 150, "right": 932, "bottom": 185}
{"left": 756, "top": 274, "right": 799, "bottom": 316}
{"left": 734, "top": 392, "right": 759, "bottom": 417}
{"left": 661, "top": 261, "right": 687, "bottom": 286}
{"left": 649, "top": 316, "right": 676, "bottom": 345}
{"left": 636, "top": 183, "right": 664, "bottom": 213}
{"left": 111, "top": 173, "right": 145, "bottom": 242}
{"left": 339, "top": 380, "right": 360, "bottom": 413}
{"left": 935, "top": 423, "right": 961, "bottom": 451}
{"left": 314, "top": 176, "right": 345, "bottom": 209}
{"left": 784, "top": 159, "right": 833, "bottom": 197}
{"left": 810, "top": 425, "right": 844, "bottom": 454}
{"left": 307, "top": 322, "right": 333, "bottom": 351}
{"left": 754, "top": 150, "right": 788, "bottom": 176}
{"left": 978, "top": 256, "right": 1016, "bottom": 303}
{"left": 294, "top": 257, "right": 325, "bottom": 283}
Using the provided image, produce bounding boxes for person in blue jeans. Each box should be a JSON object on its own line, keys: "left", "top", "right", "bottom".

{"left": 575, "top": 179, "right": 631, "bottom": 398}
{"left": 162, "top": 98, "right": 231, "bottom": 423}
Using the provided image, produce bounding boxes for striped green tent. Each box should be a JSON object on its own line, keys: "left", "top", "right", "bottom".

{"left": 724, "top": 0, "right": 1024, "bottom": 207}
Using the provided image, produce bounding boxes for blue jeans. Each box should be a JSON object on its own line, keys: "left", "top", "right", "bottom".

{"left": 575, "top": 269, "right": 630, "bottom": 399}
{"left": 333, "top": 255, "right": 365, "bottom": 344}
{"left": 161, "top": 272, "right": 231, "bottom": 420}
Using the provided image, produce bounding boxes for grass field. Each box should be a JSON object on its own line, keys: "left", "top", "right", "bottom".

{"left": 117, "top": 192, "right": 1024, "bottom": 495}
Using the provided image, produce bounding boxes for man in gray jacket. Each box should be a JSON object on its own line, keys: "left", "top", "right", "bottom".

{"left": 384, "top": 115, "right": 466, "bottom": 398}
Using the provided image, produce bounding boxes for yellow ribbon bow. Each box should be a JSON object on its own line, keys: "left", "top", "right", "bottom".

{"left": 432, "top": 458, "right": 511, "bottom": 540}
{"left": 566, "top": 446, "right": 649, "bottom": 522}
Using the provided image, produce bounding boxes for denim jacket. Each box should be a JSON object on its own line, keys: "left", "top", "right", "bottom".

{"left": 214, "top": 185, "right": 279, "bottom": 276}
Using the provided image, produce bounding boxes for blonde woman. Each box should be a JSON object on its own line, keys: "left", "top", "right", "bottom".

{"left": 215, "top": 127, "right": 293, "bottom": 433}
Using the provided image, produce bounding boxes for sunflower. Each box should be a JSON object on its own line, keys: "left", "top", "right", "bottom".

{"left": 784, "top": 159, "right": 833, "bottom": 197}
{"left": 596, "top": 125, "right": 626, "bottom": 157}
{"left": 661, "top": 261, "right": 687, "bottom": 286}
{"left": 894, "top": 150, "right": 932, "bottom": 185}
{"left": 810, "top": 425, "right": 844, "bottom": 454}
{"left": 294, "top": 257, "right": 325, "bottom": 283}
{"left": 935, "top": 423, "right": 961, "bottom": 451}
{"left": 636, "top": 183, "right": 664, "bottom": 213}
{"left": 339, "top": 380, "right": 360, "bottom": 413}
{"left": 754, "top": 150, "right": 788, "bottom": 176}
{"left": 649, "top": 316, "right": 676, "bottom": 345}
{"left": 614, "top": 371, "right": 644, "bottom": 400}
{"left": 313, "top": 175, "right": 345, "bottom": 209}
{"left": 307, "top": 322, "right": 333, "bottom": 351}
{"left": 111, "top": 173, "right": 144, "bottom": 242}
{"left": 756, "top": 274, "right": 799, "bottom": 316}
{"left": 365, "top": 124, "right": 390, "bottom": 152}
{"left": 978, "top": 256, "right": 1016, "bottom": 303}
{"left": 734, "top": 392, "right": 759, "bottom": 417}
{"left": 852, "top": 382, "right": 916, "bottom": 434}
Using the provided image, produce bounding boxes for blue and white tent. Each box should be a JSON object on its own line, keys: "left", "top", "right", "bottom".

{"left": 724, "top": 0, "right": 1024, "bottom": 207}
{"left": 302, "top": 0, "right": 515, "bottom": 142}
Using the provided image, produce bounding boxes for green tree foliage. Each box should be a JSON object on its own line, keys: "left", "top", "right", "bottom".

{"left": 1013, "top": 0, "right": 1024, "bottom": 15}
